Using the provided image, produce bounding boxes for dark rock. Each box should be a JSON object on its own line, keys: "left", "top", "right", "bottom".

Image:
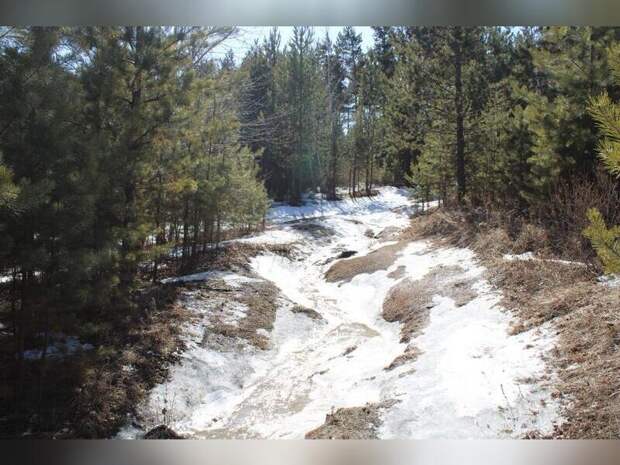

{"left": 143, "top": 425, "right": 183, "bottom": 439}
{"left": 337, "top": 250, "right": 357, "bottom": 259}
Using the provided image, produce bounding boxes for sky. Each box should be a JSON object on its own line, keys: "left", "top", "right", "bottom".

{"left": 209, "top": 26, "right": 375, "bottom": 61}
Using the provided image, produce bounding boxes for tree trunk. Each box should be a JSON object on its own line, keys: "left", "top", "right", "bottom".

{"left": 453, "top": 27, "right": 466, "bottom": 204}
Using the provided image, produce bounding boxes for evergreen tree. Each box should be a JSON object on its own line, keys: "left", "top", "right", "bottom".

{"left": 584, "top": 43, "right": 620, "bottom": 273}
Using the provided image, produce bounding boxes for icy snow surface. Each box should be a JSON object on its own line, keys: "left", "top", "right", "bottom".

{"left": 120, "top": 187, "right": 561, "bottom": 439}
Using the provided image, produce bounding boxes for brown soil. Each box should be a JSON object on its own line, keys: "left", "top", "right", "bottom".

{"left": 305, "top": 400, "right": 397, "bottom": 439}
{"left": 382, "top": 265, "right": 476, "bottom": 343}
{"left": 325, "top": 241, "right": 408, "bottom": 283}
{"left": 155, "top": 241, "right": 294, "bottom": 281}
{"left": 290, "top": 304, "right": 323, "bottom": 320}
{"left": 385, "top": 346, "right": 423, "bottom": 371}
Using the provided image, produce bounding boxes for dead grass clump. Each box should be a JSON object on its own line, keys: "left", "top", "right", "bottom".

{"left": 324, "top": 242, "right": 407, "bottom": 283}
{"left": 204, "top": 278, "right": 280, "bottom": 350}
{"left": 290, "top": 304, "right": 323, "bottom": 320}
{"left": 71, "top": 296, "right": 190, "bottom": 438}
{"left": 549, "top": 287, "right": 620, "bottom": 438}
{"left": 471, "top": 227, "right": 513, "bottom": 259}
{"left": 144, "top": 425, "right": 184, "bottom": 439}
{"left": 402, "top": 208, "right": 464, "bottom": 242}
{"left": 191, "top": 242, "right": 294, "bottom": 275}
{"left": 305, "top": 400, "right": 397, "bottom": 439}
{"left": 382, "top": 265, "right": 476, "bottom": 343}
{"left": 513, "top": 224, "right": 550, "bottom": 255}
{"left": 488, "top": 258, "right": 594, "bottom": 334}
{"left": 387, "top": 266, "right": 406, "bottom": 279}
{"left": 376, "top": 226, "right": 402, "bottom": 242}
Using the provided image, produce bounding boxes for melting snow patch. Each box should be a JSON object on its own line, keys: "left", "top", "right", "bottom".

{"left": 503, "top": 252, "right": 586, "bottom": 267}
{"left": 162, "top": 270, "right": 260, "bottom": 287}
{"left": 22, "top": 335, "right": 94, "bottom": 361}
{"left": 379, "top": 284, "right": 559, "bottom": 439}
{"left": 598, "top": 274, "right": 620, "bottom": 288}
{"left": 235, "top": 228, "right": 301, "bottom": 245}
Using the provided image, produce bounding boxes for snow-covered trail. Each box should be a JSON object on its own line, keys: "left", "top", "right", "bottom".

{"left": 121, "top": 187, "right": 561, "bottom": 439}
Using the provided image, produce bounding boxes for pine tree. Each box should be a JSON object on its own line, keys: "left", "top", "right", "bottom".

{"left": 584, "top": 43, "right": 620, "bottom": 273}
{"left": 524, "top": 27, "right": 618, "bottom": 200}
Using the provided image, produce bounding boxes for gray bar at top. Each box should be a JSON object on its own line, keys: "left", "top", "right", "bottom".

{"left": 0, "top": 0, "right": 619, "bottom": 26}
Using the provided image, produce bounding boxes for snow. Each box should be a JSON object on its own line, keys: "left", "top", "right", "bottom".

{"left": 266, "top": 186, "right": 418, "bottom": 224}
{"left": 21, "top": 334, "right": 94, "bottom": 361}
{"left": 161, "top": 270, "right": 260, "bottom": 287}
{"left": 379, "top": 281, "right": 558, "bottom": 438}
{"left": 598, "top": 274, "right": 620, "bottom": 288}
{"left": 120, "top": 186, "right": 561, "bottom": 439}
{"left": 234, "top": 228, "right": 302, "bottom": 245}
{"left": 503, "top": 252, "right": 586, "bottom": 267}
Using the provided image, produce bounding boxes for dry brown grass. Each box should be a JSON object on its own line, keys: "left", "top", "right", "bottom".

{"left": 512, "top": 224, "right": 550, "bottom": 255}
{"left": 385, "top": 346, "right": 423, "bottom": 371}
{"left": 487, "top": 258, "right": 595, "bottom": 334}
{"left": 551, "top": 289, "right": 620, "bottom": 439}
{"left": 324, "top": 242, "right": 408, "bottom": 283}
{"left": 189, "top": 277, "right": 280, "bottom": 350}
{"left": 401, "top": 208, "right": 464, "bottom": 243}
{"left": 305, "top": 400, "right": 397, "bottom": 439}
{"left": 70, "top": 286, "right": 190, "bottom": 438}
{"left": 290, "top": 304, "right": 323, "bottom": 320}
{"left": 387, "top": 266, "right": 406, "bottom": 279}
{"left": 382, "top": 265, "right": 476, "bottom": 343}
{"left": 471, "top": 227, "right": 513, "bottom": 259}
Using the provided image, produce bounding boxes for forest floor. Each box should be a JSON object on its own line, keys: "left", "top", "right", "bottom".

{"left": 114, "top": 186, "right": 620, "bottom": 439}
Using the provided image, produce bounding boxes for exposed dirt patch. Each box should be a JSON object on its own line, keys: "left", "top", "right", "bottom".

{"left": 324, "top": 242, "right": 408, "bottom": 283}
{"left": 385, "top": 346, "right": 423, "bottom": 371}
{"left": 186, "top": 276, "right": 281, "bottom": 350}
{"left": 387, "top": 266, "right": 406, "bottom": 279}
{"left": 157, "top": 242, "right": 295, "bottom": 281}
{"left": 382, "top": 265, "right": 476, "bottom": 343}
{"left": 290, "top": 304, "right": 323, "bottom": 321}
{"left": 305, "top": 400, "right": 398, "bottom": 439}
